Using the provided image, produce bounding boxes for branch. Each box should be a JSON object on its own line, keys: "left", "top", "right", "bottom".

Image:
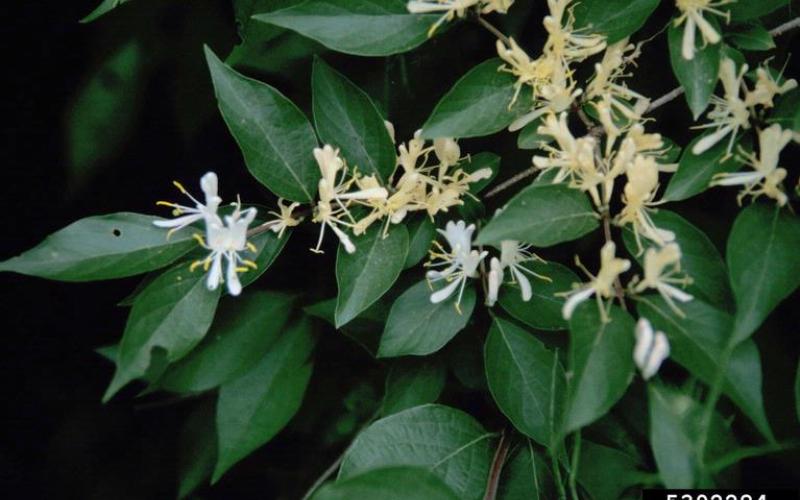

{"left": 648, "top": 16, "right": 800, "bottom": 113}
{"left": 485, "top": 167, "right": 538, "bottom": 198}
{"left": 475, "top": 15, "right": 510, "bottom": 45}
{"left": 483, "top": 429, "right": 511, "bottom": 500}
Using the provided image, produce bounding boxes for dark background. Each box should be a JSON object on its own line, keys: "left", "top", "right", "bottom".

{"left": 0, "top": 0, "right": 798, "bottom": 498}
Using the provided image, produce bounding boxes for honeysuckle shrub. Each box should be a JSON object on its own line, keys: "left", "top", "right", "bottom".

{"left": 5, "top": 0, "right": 800, "bottom": 497}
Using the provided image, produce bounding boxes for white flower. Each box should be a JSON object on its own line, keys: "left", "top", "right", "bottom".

{"left": 486, "top": 240, "right": 549, "bottom": 306}
{"left": 674, "top": 0, "right": 731, "bottom": 60}
{"left": 154, "top": 172, "right": 222, "bottom": 235}
{"left": 633, "top": 317, "right": 670, "bottom": 380}
{"left": 561, "top": 241, "right": 630, "bottom": 322}
{"left": 426, "top": 220, "right": 487, "bottom": 311}
{"left": 633, "top": 243, "right": 693, "bottom": 315}
{"left": 692, "top": 58, "right": 750, "bottom": 156}
{"left": 266, "top": 198, "right": 303, "bottom": 239}
{"left": 710, "top": 124, "right": 793, "bottom": 206}
{"left": 746, "top": 66, "right": 798, "bottom": 109}
{"left": 433, "top": 137, "right": 462, "bottom": 167}
{"left": 617, "top": 155, "right": 675, "bottom": 253}
{"left": 192, "top": 204, "right": 258, "bottom": 296}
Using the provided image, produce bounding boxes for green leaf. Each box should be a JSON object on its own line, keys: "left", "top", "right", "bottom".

{"left": 382, "top": 359, "right": 446, "bottom": 416}
{"left": 103, "top": 264, "right": 222, "bottom": 401}
{"left": 253, "top": 0, "right": 437, "bottom": 56}
{"left": 484, "top": 318, "right": 566, "bottom": 446}
{"left": 727, "top": 204, "right": 800, "bottom": 342}
{"left": 312, "top": 58, "right": 396, "bottom": 183}
{"left": 335, "top": 224, "right": 408, "bottom": 327}
{"left": 726, "top": 0, "right": 789, "bottom": 22}
{"left": 463, "top": 152, "right": 501, "bottom": 193}
{"left": 237, "top": 224, "right": 290, "bottom": 289}
{"left": 66, "top": 41, "right": 145, "bottom": 191}
{"left": 404, "top": 215, "right": 436, "bottom": 269}
{"left": 648, "top": 384, "right": 700, "bottom": 488}
{"left": 177, "top": 402, "right": 216, "bottom": 499}
{"left": 769, "top": 89, "right": 800, "bottom": 134}
{"left": 622, "top": 210, "right": 733, "bottom": 310}
{"left": 80, "top": 0, "right": 134, "bottom": 22}
{"left": 338, "top": 404, "right": 494, "bottom": 500}
{"left": 663, "top": 133, "right": 749, "bottom": 201}
{"left": 476, "top": 183, "right": 598, "bottom": 246}
{"left": 638, "top": 296, "right": 773, "bottom": 439}
{"left": 205, "top": 46, "right": 319, "bottom": 202}
{"left": 517, "top": 116, "right": 550, "bottom": 150}
{"left": 727, "top": 23, "right": 776, "bottom": 51}
{"left": 564, "top": 304, "right": 635, "bottom": 433}
{"left": 0, "top": 213, "right": 195, "bottom": 281}
{"left": 668, "top": 22, "right": 721, "bottom": 119}
{"left": 576, "top": 441, "right": 642, "bottom": 500}
{"left": 421, "top": 58, "right": 533, "bottom": 139}
{"left": 306, "top": 297, "right": 388, "bottom": 355}
{"left": 213, "top": 317, "right": 316, "bottom": 481}
{"left": 497, "top": 260, "right": 579, "bottom": 331}
{"left": 314, "top": 466, "right": 459, "bottom": 500}
{"left": 572, "top": 0, "right": 659, "bottom": 44}
{"left": 378, "top": 281, "right": 476, "bottom": 357}
{"left": 496, "top": 439, "right": 555, "bottom": 500}
{"left": 159, "top": 291, "right": 295, "bottom": 393}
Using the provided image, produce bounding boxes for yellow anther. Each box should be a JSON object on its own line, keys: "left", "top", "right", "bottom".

{"left": 235, "top": 266, "right": 249, "bottom": 273}
{"left": 156, "top": 201, "right": 178, "bottom": 207}
{"left": 246, "top": 242, "right": 258, "bottom": 253}
{"left": 189, "top": 259, "right": 206, "bottom": 272}
{"left": 172, "top": 180, "right": 188, "bottom": 194}
{"left": 192, "top": 233, "right": 207, "bottom": 248}
{"left": 242, "top": 259, "right": 258, "bottom": 269}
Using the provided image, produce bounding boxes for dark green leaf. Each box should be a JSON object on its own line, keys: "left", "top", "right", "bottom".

{"left": 463, "top": 152, "right": 501, "bottom": 193}
{"left": 312, "top": 57, "right": 396, "bottom": 183}
{"left": 572, "top": 0, "right": 659, "bottom": 44}
{"left": 497, "top": 439, "right": 555, "bottom": 500}
{"left": 517, "top": 116, "right": 550, "bottom": 150}
{"left": 769, "top": 89, "right": 800, "bottom": 134}
{"left": 382, "top": 359, "right": 446, "bottom": 415}
{"left": 338, "top": 404, "right": 494, "bottom": 500}
{"left": 103, "top": 264, "right": 222, "bottom": 401}
{"left": 214, "top": 317, "right": 316, "bottom": 481}
{"left": 648, "top": 384, "right": 700, "bottom": 488}
{"left": 726, "top": 0, "right": 789, "bottom": 22}
{"left": 476, "top": 183, "right": 598, "bottom": 246}
{"left": 668, "top": 23, "right": 721, "bottom": 119}
{"left": 253, "top": 0, "right": 437, "bottom": 56}
{"left": 564, "top": 304, "right": 635, "bottom": 433}
{"left": 421, "top": 58, "right": 533, "bottom": 139}
{"left": 378, "top": 281, "right": 476, "bottom": 357}
{"left": 314, "top": 466, "right": 459, "bottom": 500}
{"left": 727, "top": 204, "right": 800, "bottom": 341}
{"left": 178, "top": 402, "right": 216, "bottom": 499}
{"left": 305, "top": 297, "right": 388, "bottom": 355}
{"left": 622, "top": 210, "right": 733, "bottom": 310}
{"left": 498, "top": 260, "right": 579, "bottom": 331}
{"left": 159, "top": 291, "right": 295, "bottom": 393}
{"left": 205, "top": 46, "right": 319, "bottom": 202}
{"left": 0, "top": 213, "right": 194, "bottom": 281}
{"left": 81, "top": 0, "right": 134, "bottom": 22}
{"left": 404, "top": 215, "right": 436, "bottom": 269}
{"left": 663, "top": 133, "right": 748, "bottom": 201}
{"left": 237, "top": 225, "right": 290, "bottom": 289}
{"left": 638, "top": 296, "right": 773, "bottom": 439}
{"left": 335, "top": 224, "right": 408, "bottom": 327}
{"left": 727, "top": 24, "right": 775, "bottom": 51}
{"left": 484, "top": 318, "right": 565, "bottom": 446}
{"left": 577, "top": 441, "right": 642, "bottom": 500}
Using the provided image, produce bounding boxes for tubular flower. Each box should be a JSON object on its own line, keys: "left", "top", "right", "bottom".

{"left": 509, "top": 56, "right": 582, "bottom": 131}
{"left": 154, "top": 172, "right": 222, "bottom": 236}
{"left": 543, "top": 0, "right": 606, "bottom": 63}
{"left": 710, "top": 124, "right": 793, "bottom": 206}
{"left": 266, "top": 198, "right": 303, "bottom": 239}
{"left": 692, "top": 58, "right": 750, "bottom": 156}
{"left": 486, "top": 240, "right": 550, "bottom": 306}
{"left": 745, "top": 65, "right": 798, "bottom": 109}
{"left": 561, "top": 242, "right": 630, "bottom": 323}
{"left": 533, "top": 112, "right": 596, "bottom": 185}
{"left": 496, "top": 37, "right": 556, "bottom": 108}
{"left": 617, "top": 155, "right": 675, "bottom": 253}
{"left": 425, "top": 220, "right": 488, "bottom": 311}
{"left": 191, "top": 203, "right": 258, "bottom": 296}
{"left": 674, "top": 0, "right": 732, "bottom": 60}
{"left": 634, "top": 318, "right": 670, "bottom": 380}
{"left": 633, "top": 243, "right": 693, "bottom": 315}
{"left": 586, "top": 38, "right": 643, "bottom": 102}
{"left": 311, "top": 145, "right": 388, "bottom": 254}
{"left": 407, "top": 0, "right": 513, "bottom": 37}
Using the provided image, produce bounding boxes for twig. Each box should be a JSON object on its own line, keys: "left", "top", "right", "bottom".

{"left": 485, "top": 167, "right": 538, "bottom": 198}
{"left": 483, "top": 429, "right": 511, "bottom": 500}
{"left": 475, "top": 15, "right": 510, "bottom": 45}
{"left": 246, "top": 208, "right": 311, "bottom": 237}
{"left": 648, "top": 16, "right": 800, "bottom": 113}
{"left": 568, "top": 431, "right": 581, "bottom": 500}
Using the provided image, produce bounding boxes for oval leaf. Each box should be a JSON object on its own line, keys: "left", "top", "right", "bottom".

{"left": 421, "top": 58, "right": 533, "bottom": 139}
{"left": 338, "top": 404, "right": 494, "bottom": 500}
{"left": 564, "top": 304, "right": 635, "bottom": 433}
{"left": 476, "top": 183, "right": 598, "bottom": 246}
{"left": 663, "top": 133, "right": 748, "bottom": 201}
{"left": 497, "top": 439, "right": 556, "bottom": 500}
{"left": 378, "top": 281, "right": 476, "bottom": 357}
{"left": 335, "top": 224, "right": 408, "bottom": 327}
{"left": 205, "top": 46, "right": 319, "bottom": 202}
{"left": 727, "top": 204, "right": 800, "bottom": 342}
{"left": 103, "top": 263, "right": 223, "bottom": 401}
{"left": 313, "top": 466, "right": 459, "bottom": 500}
{"left": 668, "top": 23, "right": 721, "bottom": 119}
{"left": 382, "top": 359, "right": 446, "bottom": 416}
{"left": 312, "top": 57, "right": 396, "bottom": 183}
{"left": 404, "top": 215, "right": 436, "bottom": 269}
{"left": 572, "top": 0, "right": 659, "bottom": 44}
{"left": 727, "top": 0, "right": 789, "bottom": 22}
{"left": 253, "top": 0, "right": 437, "bottom": 56}
{"left": 213, "top": 317, "right": 316, "bottom": 481}
{"left": 0, "top": 213, "right": 195, "bottom": 281}
{"left": 497, "top": 260, "right": 580, "bottom": 331}
{"left": 484, "top": 318, "right": 566, "bottom": 446}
